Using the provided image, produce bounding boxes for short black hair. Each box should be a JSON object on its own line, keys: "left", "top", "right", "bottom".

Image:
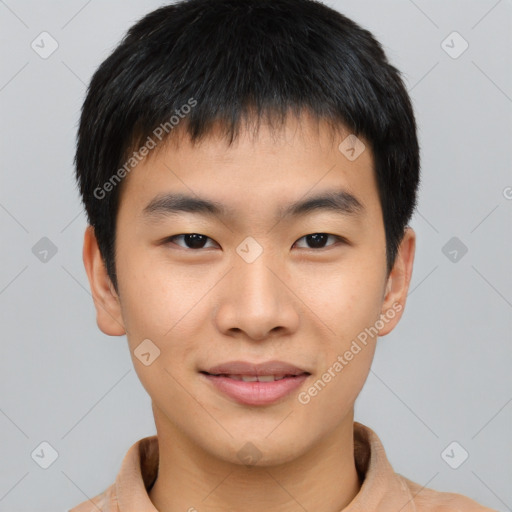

{"left": 75, "top": 0, "right": 420, "bottom": 293}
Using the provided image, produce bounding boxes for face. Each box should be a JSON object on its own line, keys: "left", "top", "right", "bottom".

{"left": 84, "top": 113, "right": 415, "bottom": 466}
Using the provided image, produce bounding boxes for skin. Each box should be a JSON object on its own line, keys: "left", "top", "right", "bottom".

{"left": 83, "top": 112, "right": 415, "bottom": 512}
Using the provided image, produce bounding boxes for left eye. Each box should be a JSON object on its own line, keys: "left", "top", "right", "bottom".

{"left": 293, "top": 233, "right": 343, "bottom": 249}
{"left": 165, "top": 233, "right": 343, "bottom": 250}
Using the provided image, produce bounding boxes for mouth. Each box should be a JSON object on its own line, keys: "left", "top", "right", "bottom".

{"left": 200, "top": 360, "right": 311, "bottom": 406}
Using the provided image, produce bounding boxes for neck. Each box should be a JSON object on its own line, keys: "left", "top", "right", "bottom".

{"left": 149, "top": 407, "right": 361, "bottom": 512}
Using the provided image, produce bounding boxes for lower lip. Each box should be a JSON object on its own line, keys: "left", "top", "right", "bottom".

{"left": 202, "top": 373, "right": 309, "bottom": 406}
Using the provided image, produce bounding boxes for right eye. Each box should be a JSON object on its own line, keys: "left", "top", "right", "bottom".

{"left": 163, "top": 233, "right": 219, "bottom": 250}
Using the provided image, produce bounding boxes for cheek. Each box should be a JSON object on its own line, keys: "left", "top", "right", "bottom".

{"left": 297, "top": 279, "right": 380, "bottom": 424}
{"left": 297, "top": 343, "right": 375, "bottom": 441}
{"left": 116, "top": 245, "right": 202, "bottom": 337}
{"left": 298, "top": 259, "right": 383, "bottom": 404}
{"left": 117, "top": 267, "right": 202, "bottom": 402}
{"left": 116, "top": 254, "right": 219, "bottom": 392}
{"left": 298, "top": 261, "right": 384, "bottom": 341}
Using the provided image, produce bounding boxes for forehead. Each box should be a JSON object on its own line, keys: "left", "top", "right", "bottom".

{"left": 117, "top": 114, "right": 380, "bottom": 226}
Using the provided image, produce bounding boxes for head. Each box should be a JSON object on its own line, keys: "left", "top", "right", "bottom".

{"left": 77, "top": 0, "right": 419, "bottom": 466}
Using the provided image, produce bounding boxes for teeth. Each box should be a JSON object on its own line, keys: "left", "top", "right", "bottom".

{"left": 225, "top": 375, "right": 291, "bottom": 382}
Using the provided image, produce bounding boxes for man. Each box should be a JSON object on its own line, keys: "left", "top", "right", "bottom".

{"left": 70, "top": 0, "right": 495, "bottom": 510}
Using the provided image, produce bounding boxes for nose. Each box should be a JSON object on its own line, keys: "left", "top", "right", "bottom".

{"left": 214, "top": 251, "right": 300, "bottom": 341}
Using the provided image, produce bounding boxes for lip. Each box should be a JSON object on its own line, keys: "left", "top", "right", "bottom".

{"left": 200, "top": 360, "right": 311, "bottom": 406}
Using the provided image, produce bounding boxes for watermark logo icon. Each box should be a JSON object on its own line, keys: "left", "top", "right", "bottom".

{"left": 31, "top": 441, "right": 59, "bottom": 469}
{"left": 32, "top": 237, "right": 58, "bottom": 263}
{"left": 441, "top": 441, "right": 469, "bottom": 469}
{"left": 134, "top": 339, "right": 161, "bottom": 366}
{"left": 338, "top": 134, "right": 365, "bottom": 161}
{"left": 237, "top": 442, "right": 263, "bottom": 465}
{"left": 236, "top": 236, "right": 263, "bottom": 263}
{"left": 442, "top": 236, "right": 468, "bottom": 263}
{"left": 441, "top": 31, "right": 468, "bottom": 59}
{"left": 31, "top": 32, "right": 59, "bottom": 59}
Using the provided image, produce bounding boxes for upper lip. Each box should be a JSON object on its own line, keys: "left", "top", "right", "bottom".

{"left": 202, "top": 360, "right": 310, "bottom": 377}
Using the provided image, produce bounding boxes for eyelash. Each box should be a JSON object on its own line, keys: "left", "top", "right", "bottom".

{"left": 163, "top": 233, "right": 347, "bottom": 251}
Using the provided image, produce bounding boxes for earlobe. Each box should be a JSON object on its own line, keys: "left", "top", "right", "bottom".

{"left": 82, "top": 225, "right": 126, "bottom": 336}
{"left": 378, "top": 227, "right": 416, "bottom": 337}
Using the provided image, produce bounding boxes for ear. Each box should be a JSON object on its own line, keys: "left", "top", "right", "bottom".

{"left": 378, "top": 227, "right": 416, "bottom": 336}
{"left": 82, "top": 225, "right": 126, "bottom": 336}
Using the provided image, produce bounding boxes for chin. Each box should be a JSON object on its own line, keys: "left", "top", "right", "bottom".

{"left": 204, "top": 431, "right": 309, "bottom": 468}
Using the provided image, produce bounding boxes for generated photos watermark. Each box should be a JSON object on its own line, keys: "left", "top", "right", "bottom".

{"left": 298, "top": 301, "right": 402, "bottom": 405}
{"left": 93, "top": 97, "right": 197, "bottom": 200}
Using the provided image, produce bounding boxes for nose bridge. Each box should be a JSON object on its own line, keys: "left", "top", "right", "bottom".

{"left": 233, "top": 244, "right": 282, "bottom": 313}
{"left": 214, "top": 242, "right": 299, "bottom": 339}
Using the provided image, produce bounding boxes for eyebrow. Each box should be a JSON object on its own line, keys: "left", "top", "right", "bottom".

{"left": 141, "top": 189, "right": 365, "bottom": 223}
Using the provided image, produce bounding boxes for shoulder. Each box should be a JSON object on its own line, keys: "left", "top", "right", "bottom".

{"left": 399, "top": 475, "right": 497, "bottom": 511}
{"left": 68, "top": 483, "right": 117, "bottom": 512}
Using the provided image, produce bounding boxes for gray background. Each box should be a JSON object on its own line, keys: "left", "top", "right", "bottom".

{"left": 0, "top": 1, "right": 511, "bottom": 511}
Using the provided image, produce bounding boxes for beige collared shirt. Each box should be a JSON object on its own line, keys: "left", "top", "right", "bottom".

{"left": 69, "top": 422, "right": 495, "bottom": 511}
